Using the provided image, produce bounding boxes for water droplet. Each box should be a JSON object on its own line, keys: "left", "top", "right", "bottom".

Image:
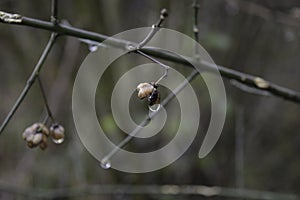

{"left": 148, "top": 104, "right": 161, "bottom": 112}
{"left": 126, "top": 43, "right": 136, "bottom": 51}
{"left": 52, "top": 137, "right": 64, "bottom": 144}
{"left": 88, "top": 44, "right": 98, "bottom": 52}
{"left": 100, "top": 159, "right": 111, "bottom": 169}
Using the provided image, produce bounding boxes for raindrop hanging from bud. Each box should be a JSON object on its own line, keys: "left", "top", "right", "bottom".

{"left": 52, "top": 137, "right": 64, "bottom": 144}
{"left": 100, "top": 159, "right": 111, "bottom": 169}
{"left": 147, "top": 87, "right": 161, "bottom": 113}
{"left": 88, "top": 44, "right": 98, "bottom": 52}
{"left": 148, "top": 104, "right": 161, "bottom": 112}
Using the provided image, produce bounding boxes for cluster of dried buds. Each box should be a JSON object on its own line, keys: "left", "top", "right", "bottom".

{"left": 136, "top": 82, "right": 160, "bottom": 106}
{"left": 22, "top": 123, "right": 65, "bottom": 150}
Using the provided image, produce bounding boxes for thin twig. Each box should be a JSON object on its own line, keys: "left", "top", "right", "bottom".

{"left": 193, "top": 0, "right": 200, "bottom": 55}
{"left": 101, "top": 69, "right": 199, "bottom": 165}
{"left": 0, "top": 33, "right": 57, "bottom": 135}
{"left": 137, "top": 8, "right": 168, "bottom": 49}
{"left": 51, "top": 0, "right": 58, "bottom": 24}
{"left": 133, "top": 9, "right": 169, "bottom": 84}
{"left": 1, "top": 11, "right": 300, "bottom": 104}
{"left": 42, "top": 114, "right": 50, "bottom": 125}
{"left": 37, "top": 76, "right": 54, "bottom": 122}
{"left": 136, "top": 49, "right": 170, "bottom": 84}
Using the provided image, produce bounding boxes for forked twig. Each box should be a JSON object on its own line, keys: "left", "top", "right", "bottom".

{"left": 136, "top": 49, "right": 170, "bottom": 84}
{"left": 0, "top": 0, "right": 59, "bottom": 134}
{"left": 137, "top": 8, "right": 168, "bottom": 49}
{"left": 100, "top": 69, "right": 199, "bottom": 165}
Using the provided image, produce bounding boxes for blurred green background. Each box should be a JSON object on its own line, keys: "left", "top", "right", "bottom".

{"left": 1, "top": 0, "right": 300, "bottom": 199}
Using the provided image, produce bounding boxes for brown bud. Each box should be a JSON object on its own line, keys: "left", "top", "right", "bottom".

{"left": 160, "top": 8, "right": 168, "bottom": 19}
{"left": 137, "top": 83, "right": 154, "bottom": 99}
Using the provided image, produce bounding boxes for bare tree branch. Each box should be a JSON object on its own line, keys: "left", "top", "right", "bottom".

{"left": 1, "top": 11, "right": 299, "bottom": 104}
{"left": 1, "top": 7, "right": 300, "bottom": 136}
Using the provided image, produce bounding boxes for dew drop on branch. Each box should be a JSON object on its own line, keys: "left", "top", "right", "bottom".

{"left": 100, "top": 159, "right": 111, "bottom": 169}
{"left": 52, "top": 137, "right": 64, "bottom": 144}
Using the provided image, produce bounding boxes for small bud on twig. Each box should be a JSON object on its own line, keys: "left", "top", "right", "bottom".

{"left": 137, "top": 83, "right": 155, "bottom": 99}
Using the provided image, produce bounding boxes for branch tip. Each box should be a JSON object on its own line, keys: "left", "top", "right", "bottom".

{"left": 160, "top": 8, "right": 168, "bottom": 19}
{"left": 0, "top": 11, "right": 22, "bottom": 23}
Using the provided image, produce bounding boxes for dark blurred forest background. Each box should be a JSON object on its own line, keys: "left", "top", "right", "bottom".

{"left": 1, "top": 0, "right": 300, "bottom": 199}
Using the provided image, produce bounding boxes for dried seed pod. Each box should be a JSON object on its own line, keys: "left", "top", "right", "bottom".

{"left": 26, "top": 134, "right": 34, "bottom": 143}
{"left": 32, "top": 133, "right": 43, "bottom": 145}
{"left": 31, "top": 123, "right": 40, "bottom": 131}
{"left": 137, "top": 83, "right": 154, "bottom": 99}
{"left": 22, "top": 127, "right": 33, "bottom": 140}
{"left": 34, "top": 123, "right": 49, "bottom": 136}
{"left": 22, "top": 122, "right": 49, "bottom": 149}
{"left": 50, "top": 123, "right": 65, "bottom": 144}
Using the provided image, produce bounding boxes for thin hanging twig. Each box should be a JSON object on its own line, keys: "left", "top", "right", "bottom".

{"left": 136, "top": 49, "right": 170, "bottom": 84}
{"left": 37, "top": 76, "right": 54, "bottom": 123}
